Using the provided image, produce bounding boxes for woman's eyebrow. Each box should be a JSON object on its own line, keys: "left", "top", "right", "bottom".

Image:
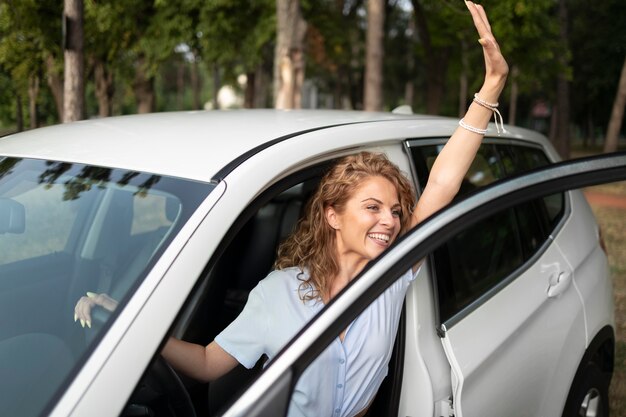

{"left": 360, "top": 197, "right": 401, "bottom": 207}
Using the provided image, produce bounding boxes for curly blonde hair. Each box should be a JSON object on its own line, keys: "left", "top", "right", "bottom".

{"left": 274, "top": 151, "right": 416, "bottom": 301}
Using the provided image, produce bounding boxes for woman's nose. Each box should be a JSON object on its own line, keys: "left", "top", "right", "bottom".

{"left": 379, "top": 209, "right": 394, "bottom": 226}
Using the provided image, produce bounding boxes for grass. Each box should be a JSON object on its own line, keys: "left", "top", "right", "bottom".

{"left": 585, "top": 181, "right": 626, "bottom": 416}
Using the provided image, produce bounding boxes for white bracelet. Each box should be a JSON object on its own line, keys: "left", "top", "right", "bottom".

{"left": 473, "top": 93, "right": 498, "bottom": 108}
{"left": 472, "top": 93, "right": 507, "bottom": 134}
{"left": 459, "top": 118, "right": 488, "bottom": 135}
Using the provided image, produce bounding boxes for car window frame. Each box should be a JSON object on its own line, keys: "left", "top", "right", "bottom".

{"left": 405, "top": 137, "right": 572, "bottom": 328}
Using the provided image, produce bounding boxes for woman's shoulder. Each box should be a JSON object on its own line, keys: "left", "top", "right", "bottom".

{"left": 259, "top": 267, "right": 307, "bottom": 290}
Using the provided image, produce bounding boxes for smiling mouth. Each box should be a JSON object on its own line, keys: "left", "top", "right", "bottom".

{"left": 368, "top": 233, "right": 391, "bottom": 244}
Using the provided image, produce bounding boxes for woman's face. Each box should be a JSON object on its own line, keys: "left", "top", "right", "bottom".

{"left": 326, "top": 176, "right": 402, "bottom": 270}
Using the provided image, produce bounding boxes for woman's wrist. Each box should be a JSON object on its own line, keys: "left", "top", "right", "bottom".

{"left": 478, "top": 75, "right": 507, "bottom": 101}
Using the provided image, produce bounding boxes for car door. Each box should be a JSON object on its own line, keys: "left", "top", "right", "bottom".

{"left": 436, "top": 228, "right": 579, "bottom": 417}
{"left": 409, "top": 140, "right": 585, "bottom": 416}
{"left": 215, "top": 152, "right": 625, "bottom": 417}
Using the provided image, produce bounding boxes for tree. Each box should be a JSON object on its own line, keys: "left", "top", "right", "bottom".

{"left": 551, "top": 0, "right": 571, "bottom": 158}
{"left": 63, "top": 0, "right": 85, "bottom": 122}
{"left": 302, "top": 0, "right": 366, "bottom": 110}
{"left": 275, "top": 0, "right": 307, "bottom": 109}
{"left": 570, "top": 0, "right": 626, "bottom": 147}
{"left": 83, "top": 1, "right": 133, "bottom": 117}
{"left": 196, "top": 0, "right": 275, "bottom": 109}
{"left": 364, "top": 0, "right": 384, "bottom": 111}
{"left": 483, "top": 0, "right": 559, "bottom": 127}
{"left": 410, "top": 0, "right": 464, "bottom": 115}
{"left": 0, "top": 0, "right": 63, "bottom": 126}
{"left": 604, "top": 56, "right": 626, "bottom": 153}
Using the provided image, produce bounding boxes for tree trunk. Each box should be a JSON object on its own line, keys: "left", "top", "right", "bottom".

{"left": 244, "top": 71, "right": 255, "bottom": 108}
{"left": 508, "top": 65, "right": 519, "bottom": 126}
{"left": 28, "top": 75, "right": 39, "bottom": 129}
{"left": 274, "top": 0, "right": 307, "bottom": 109}
{"left": 404, "top": 15, "right": 416, "bottom": 110}
{"left": 551, "top": 0, "right": 570, "bottom": 159}
{"left": 45, "top": 54, "right": 64, "bottom": 122}
{"left": 93, "top": 58, "right": 114, "bottom": 117}
{"left": 549, "top": 105, "right": 558, "bottom": 143}
{"left": 604, "top": 55, "right": 626, "bottom": 153}
{"left": 134, "top": 56, "right": 155, "bottom": 114}
{"left": 15, "top": 93, "right": 23, "bottom": 132}
{"left": 63, "top": 0, "right": 84, "bottom": 123}
{"left": 212, "top": 64, "right": 221, "bottom": 110}
{"left": 177, "top": 61, "right": 185, "bottom": 110}
{"left": 191, "top": 58, "right": 201, "bottom": 110}
{"left": 458, "top": 39, "right": 469, "bottom": 117}
{"left": 585, "top": 112, "right": 594, "bottom": 147}
{"left": 412, "top": 0, "right": 448, "bottom": 115}
{"left": 254, "top": 62, "right": 270, "bottom": 108}
{"left": 364, "top": 0, "right": 385, "bottom": 111}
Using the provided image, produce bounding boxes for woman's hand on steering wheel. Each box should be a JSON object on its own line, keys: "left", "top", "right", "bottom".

{"left": 74, "top": 292, "right": 118, "bottom": 328}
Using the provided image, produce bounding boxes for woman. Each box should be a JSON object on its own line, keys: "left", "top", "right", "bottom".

{"left": 75, "top": 2, "right": 508, "bottom": 416}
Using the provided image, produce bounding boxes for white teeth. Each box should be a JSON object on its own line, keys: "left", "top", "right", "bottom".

{"left": 369, "top": 233, "right": 390, "bottom": 242}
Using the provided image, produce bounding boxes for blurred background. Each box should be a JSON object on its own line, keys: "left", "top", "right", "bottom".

{"left": 0, "top": 0, "right": 624, "bottom": 413}
{"left": 0, "top": 0, "right": 625, "bottom": 159}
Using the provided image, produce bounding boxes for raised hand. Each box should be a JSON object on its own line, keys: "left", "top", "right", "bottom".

{"left": 465, "top": 1, "right": 509, "bottom": 86}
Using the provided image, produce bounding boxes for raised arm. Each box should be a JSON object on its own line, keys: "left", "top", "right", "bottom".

{"left": 411, "top": 1, "right": 508, "bottom": 227}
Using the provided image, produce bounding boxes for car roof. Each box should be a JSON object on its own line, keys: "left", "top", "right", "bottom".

{"left": 0, "top": 109, "right": 547, "bottom": 182}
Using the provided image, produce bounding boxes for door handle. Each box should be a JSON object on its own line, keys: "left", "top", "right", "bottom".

{"left": 547, "top": 271, "right": 572, "bottom": 298}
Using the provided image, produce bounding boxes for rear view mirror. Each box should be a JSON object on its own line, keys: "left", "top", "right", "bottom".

{"left": 0, "top": 197, "right": 25, "bottom": 234}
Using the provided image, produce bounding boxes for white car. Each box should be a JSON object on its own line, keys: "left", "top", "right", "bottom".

{"left": 0, "top": 110, "right": 622, "bottom": 417}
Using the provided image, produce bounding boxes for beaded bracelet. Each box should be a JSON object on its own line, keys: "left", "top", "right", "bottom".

{"left": 459, "top": 118, "right": 488, "bottom": 135}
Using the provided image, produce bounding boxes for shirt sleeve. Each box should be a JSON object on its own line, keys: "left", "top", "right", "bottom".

{"left": 404, "top": 263, "right": 423, "bottom": 283}
{"left": 214, "top": 281, "right": 269, "bottom": 369}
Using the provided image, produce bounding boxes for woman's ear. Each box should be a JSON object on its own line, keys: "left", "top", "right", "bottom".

{"left": 325, "top": 206, "right": 339, "bottom": 230}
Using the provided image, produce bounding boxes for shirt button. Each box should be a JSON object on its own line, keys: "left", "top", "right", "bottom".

{"left": 337, "top": 384, "right": 343, "bottom": 388}
{"left": 335, "top": 408, "right": 341, "bottom": 413}
{"left": 339, "top": 359, "right": 345, "bottom": 364}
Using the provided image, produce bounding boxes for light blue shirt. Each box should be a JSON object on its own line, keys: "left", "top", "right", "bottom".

{"left": 215, "top": 267, "right": 416, "bottom": 417}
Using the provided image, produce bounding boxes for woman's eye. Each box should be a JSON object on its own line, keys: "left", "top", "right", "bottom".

{"left": 367, "top": 205, "right": 379, "bottom": 211}
{"left": 392, "top": 210, "right": 402, "bottom": 218}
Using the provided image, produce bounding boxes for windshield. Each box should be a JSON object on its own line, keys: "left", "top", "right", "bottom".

{"left": 0, "top": 157, "right": 213, "bottom": 417}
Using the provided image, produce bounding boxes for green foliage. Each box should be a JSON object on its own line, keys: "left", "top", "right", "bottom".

{"left": 0, "top": 68, "right": 16, "bottom": 127}
{"left": 486, "top": 0, "right": 561, "bottom": 94}
{"left": 197, "top": 0, "right": 275, "bottom": 83}
{"left": 569, "top": 0, "right": 626, "bottom": 138}
{"left": 0, "top": 0, "right": 62, "bottom": 127}
{"left": 0, "top": 0, "right": 623, "bottom": 140}
{"left": 302, "top": 0, "right": 366, "bottom": 108}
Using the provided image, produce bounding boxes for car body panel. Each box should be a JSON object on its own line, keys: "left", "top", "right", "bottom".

{"left": 556, "top": 190, "right": 615, "bottom": 343}
{"left": 0, "top": 110, "right": 550, "bottom": 182}
{"left": 441, "top": 239, "right": 584, "bottom": 417}
{"left": 0, "top": 111, "right": 417, "bottom": 182}
{"left": 397, "top": 264, "right": 448, "bottom": 417}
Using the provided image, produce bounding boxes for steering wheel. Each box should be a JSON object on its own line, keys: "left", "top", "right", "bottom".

{"left": 124, "top": 355, "right": 197, "bottom": 417}
{"left": 81, "top": 308, "right": 196, "bottom": 417}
